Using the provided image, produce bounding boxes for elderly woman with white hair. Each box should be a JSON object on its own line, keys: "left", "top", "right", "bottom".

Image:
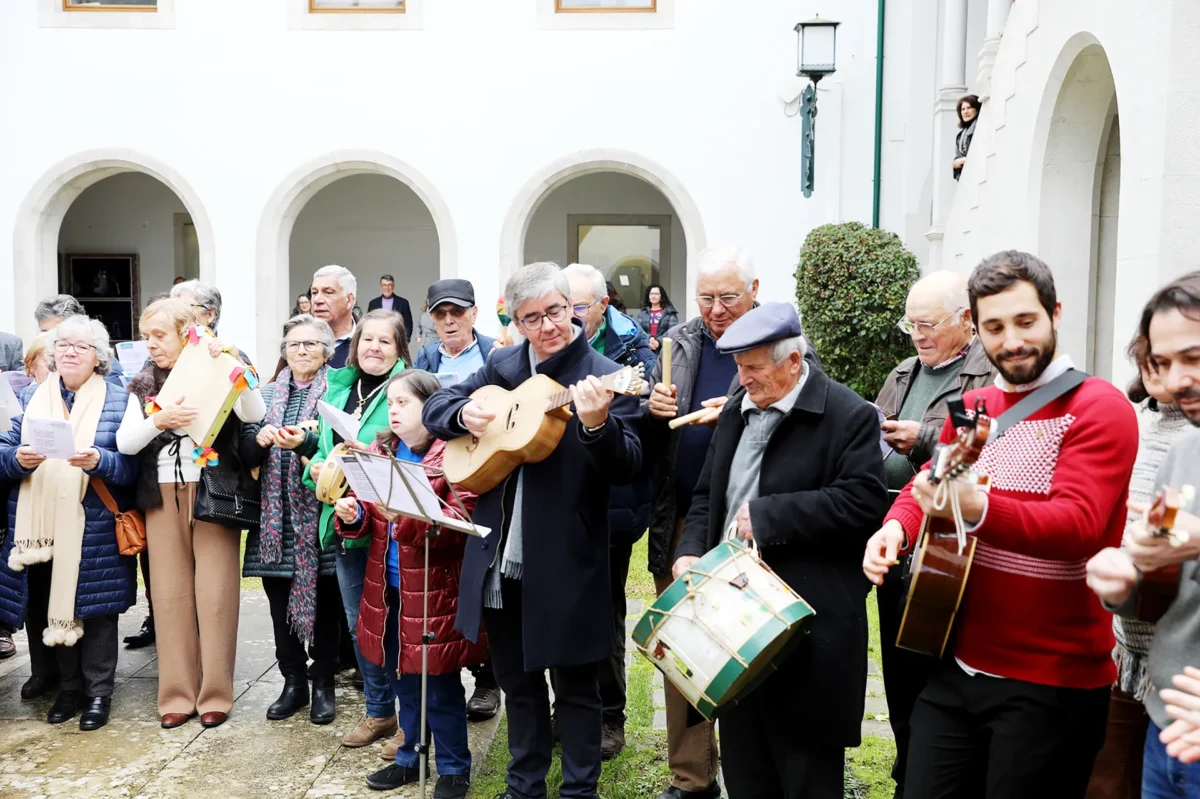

{"left": 0, "top": 315, "right": 138, "bottom": 732}
{"left": 239, "top": 314, "right": 343, "bottom": 726}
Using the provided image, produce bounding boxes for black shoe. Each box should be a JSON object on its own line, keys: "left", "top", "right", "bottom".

{"left": 0, "top": 629, "right": 16, "bottom": 660}
{"left": 266, "top": 680, "right": 309, "bottom": 720}
{"left": 467, "top": 683, "right": 501, "bottom": 721}
{"left": 366, "top": 764, "right": 419, "bottom": 791}
{"left": 601, "top": 720, "right": 626, "bottom": 760}
{"left": 47, "top": 690, "right": 83, "bottom": 724}
{"left": 21, "top": 674, "right": 59, "bottom": 700}
{"left": 79, "top": 696, "right": 111, "bottom": 731}
{"left": 123, "top": 616, "right": 155, "bottom": 649}
{"left": 310, "top": 679, "right": 336, "bottom": 725}
{"left": 656, "top": 784, "right": 722, "bottom": 799}
{"left": 434, "top": 774, "right": 470, "bottom": 799}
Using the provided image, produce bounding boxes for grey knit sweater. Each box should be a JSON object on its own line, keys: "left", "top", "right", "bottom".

{"left": 1113, "top": 403, "right": 1191, "bottom": 700}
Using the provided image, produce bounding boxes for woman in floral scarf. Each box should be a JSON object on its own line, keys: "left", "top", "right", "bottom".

{"left": 240, "top": 314, "right": 341, "bottom": 725}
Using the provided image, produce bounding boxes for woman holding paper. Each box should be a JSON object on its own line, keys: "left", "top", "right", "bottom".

{"left": 239, "top": 314, "right": 342, "bottom": 725}
{"left": 116, "top": 297, "right": 265, "bottom": 730}
{"left": 333, "top": 369, "right": 483, "bottom": 796}
{"left": 304, "top": 308, "right": 409, "bottom": 753}
{"left": 0, "top": 315, "right": 137, "bottom": 731}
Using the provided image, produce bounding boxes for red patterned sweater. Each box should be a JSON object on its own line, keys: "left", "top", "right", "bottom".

{"left": 885, "top": 371, "right": 1139, "bottom": 689}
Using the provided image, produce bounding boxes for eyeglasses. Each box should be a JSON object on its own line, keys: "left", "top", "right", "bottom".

{"left": 431, "top": 306, "right": 470, "bottom": 321}
{"left": 696, "top": 287, "right": 750, "bottom": 310}
{"left": 897, "top": 308, "right": 965, "bottom": 335}
{"left": 516, "top": 304, "right": 570, "bottom": 332}
{"left": 285, "top": 340, "right": 322, "bottom": 353}
{"left": 572, "top": 300, "right": 602, "bottom": 318}
{"left": 54, "top": 341, "right": 96, "bottom": 355}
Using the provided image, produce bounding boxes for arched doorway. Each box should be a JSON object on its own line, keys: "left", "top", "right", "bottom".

{"left": 500, "top": 150, "right": 706, "bottom": 319}
{"left": 256, "top": 151, "right": 456, "bottom": 364}
{"left": 12, "top": 149, "right": 215, "bottom": 342}
{"left": 1031, "top": 38, "right": 1119, "bottom": 378}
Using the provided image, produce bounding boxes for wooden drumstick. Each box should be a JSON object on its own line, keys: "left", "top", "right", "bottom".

{"left": 669, "top": 407, "right": 711, "bottom": 430}
{"left": 661, "top": 337, "right": 673, "bottom": 389}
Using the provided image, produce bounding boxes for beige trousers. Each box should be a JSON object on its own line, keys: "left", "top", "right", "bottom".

{"left": 652, "top": 519, "right": 720, "bottom": 792}
{"left": 145, "top": 483, "right": 242, "bottom": 717}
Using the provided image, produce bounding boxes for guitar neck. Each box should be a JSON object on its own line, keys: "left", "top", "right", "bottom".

{"left": 546, "top": 372, "right": 625, "bottom": 411}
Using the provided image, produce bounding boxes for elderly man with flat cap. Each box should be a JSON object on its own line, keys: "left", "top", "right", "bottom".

{"left": 672, "top": 302, "right": 889, "bottom": 799}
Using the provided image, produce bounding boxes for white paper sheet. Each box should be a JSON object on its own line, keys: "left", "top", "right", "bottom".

{"left": 0, "top": 377, "right": 21, "bottom": 431}
{"left": 334, "top": 454, "right": 382, "bottom": 505}
{"left": 22, "top": 417, "right": 77, "bottom": 459}
{"left": 317, "top": 400, "right": 361, "bottom": 443}
{"left": 115, "top": 341, "right": 150, "bottom": 375}
{"left": 353, "top": 452, "right": 490, "bottom": 538}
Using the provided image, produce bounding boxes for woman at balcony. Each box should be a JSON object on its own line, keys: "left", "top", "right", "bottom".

{"left": 952, "top": 94, "right": 982, "bottom": 181}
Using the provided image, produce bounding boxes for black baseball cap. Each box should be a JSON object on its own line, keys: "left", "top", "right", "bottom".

{"left": 427, "top": 279, "right": 475, "bottom": 309}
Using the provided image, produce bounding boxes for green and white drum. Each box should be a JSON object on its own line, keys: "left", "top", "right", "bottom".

{"left": 632, "top": 529, "right": 815, "bottom": 720}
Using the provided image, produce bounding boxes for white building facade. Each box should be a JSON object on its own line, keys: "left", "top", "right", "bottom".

{"left": 0, "top": 0, "right": 891, "bottom": 366}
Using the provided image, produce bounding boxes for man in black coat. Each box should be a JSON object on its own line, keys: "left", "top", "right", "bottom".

{"left": 423, "top": 262, "right": 642, "bottom": 799}
{"left": 365, "top": 274, "right": 414, "bottom": 341}
{"left": 673, "top": 302, "right": 889, "bottom": 799}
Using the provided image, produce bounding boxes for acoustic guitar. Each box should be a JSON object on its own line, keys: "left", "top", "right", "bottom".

{"left": 443, "top": 364, "right": 646, "bottom": 494}
{"left": 895, "top": 399, "right": 992, "bottom": 658}
{"left": 1135, "top": 484, "right": 1195, "bottom": 622}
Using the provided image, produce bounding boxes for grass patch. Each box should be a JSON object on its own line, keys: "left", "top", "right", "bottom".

{"left": 847, "top": 735, "right": 897, "bottom": 799}
{"left": 866, "top": 586, "right": 882, "bottom": 673}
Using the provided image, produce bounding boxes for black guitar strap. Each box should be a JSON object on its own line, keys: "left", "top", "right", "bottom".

{"left": 988, "top": 368, "right": 1088, "bottom": 441}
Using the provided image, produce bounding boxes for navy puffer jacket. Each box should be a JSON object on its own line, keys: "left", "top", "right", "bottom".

{"left": 0, "top": 379, "right": 138, "bottom": 629}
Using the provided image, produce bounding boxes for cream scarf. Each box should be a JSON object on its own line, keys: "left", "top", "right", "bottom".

{"left": 9, "top": 374, "right": 106, "bottom": 647}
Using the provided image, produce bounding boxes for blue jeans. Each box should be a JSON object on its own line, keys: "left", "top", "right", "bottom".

{"left": 1144, "top": 720, "right": 1200, "bottom": 798}
{"left": 335, "top": 544, "right": 395, "bottom": 719}
{"left": 384, "top": 587, "right": 471, "bottom": 776}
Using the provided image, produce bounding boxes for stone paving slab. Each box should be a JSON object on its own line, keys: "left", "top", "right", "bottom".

{"left": 0, "top": 592, "right": 502, "bottom": 798}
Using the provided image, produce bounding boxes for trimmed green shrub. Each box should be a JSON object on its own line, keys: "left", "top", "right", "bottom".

{"left": 796, "top": 222, "right": 920, "bottom": 399}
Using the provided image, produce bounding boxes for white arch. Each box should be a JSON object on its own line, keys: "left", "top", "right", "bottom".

{"left": 1027, "top": 34, "right": 1118, "bottom": 373}
{"left": 499, "top": 149, "right": 707, "bottom": 315}
{"left": 255, "top": 150, "right": 458, "bottom": 364}
{"left": 11, "top": 148, "right": 216, "bottom": 342}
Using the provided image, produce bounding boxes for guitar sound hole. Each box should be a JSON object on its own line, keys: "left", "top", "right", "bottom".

{"left": 506, "top": 403, "right": 519, "bottom": 431}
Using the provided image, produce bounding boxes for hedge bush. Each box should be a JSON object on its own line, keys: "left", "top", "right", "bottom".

{"left": 796, "top": 222, "right": 920, "bottom": 399}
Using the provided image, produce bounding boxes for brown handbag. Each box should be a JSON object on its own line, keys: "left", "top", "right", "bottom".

{"left": 90, "top": 478, "right": 146, "bottom": 556}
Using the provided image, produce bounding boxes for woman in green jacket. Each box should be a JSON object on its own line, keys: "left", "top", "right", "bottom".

{"left": 303, "top": 309, "right": 409, "bottom": 753}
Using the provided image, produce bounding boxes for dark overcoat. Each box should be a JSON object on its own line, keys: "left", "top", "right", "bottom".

{"left": 422, "top": 323, "right": 642, "bottom": 670}
{"left": 674, "top": 366, "right": 890, "bottom": 747}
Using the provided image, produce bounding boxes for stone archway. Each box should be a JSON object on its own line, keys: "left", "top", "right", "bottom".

{"left": 1027, "top": 35, "right": 1119, "bottom": 376}
{"left": 11, "top": 148, "right": 216, "bottom": 341}
{"left": 255, "top": 150, "right": 457, "bottom": 366}
{"left": 499, "top": 149, "right": 707, "bottom": 318}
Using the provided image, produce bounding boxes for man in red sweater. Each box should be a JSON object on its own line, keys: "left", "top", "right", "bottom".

{"left": 863, "top": 250, "right": 1139, "bottom": 797}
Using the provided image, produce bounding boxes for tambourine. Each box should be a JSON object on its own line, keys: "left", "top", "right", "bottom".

{"left": 315, "top": 442, "right": 352, "bottom": 505}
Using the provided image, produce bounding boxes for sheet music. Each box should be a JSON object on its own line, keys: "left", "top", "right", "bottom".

{"left": 115, "top": 341, "right": 150, "bottom": 375}
{"left": 22, "top": 417, "right": 76, "bottom": 459}
{"left": 0, "top": 377, "right": 20, "bottom": 432}
{"left": 352, "top": 452, "right": 491, "bottom": 538}
{"left": 334, "top": 454, "right": 383, "bottom": 505}
{"left": 318, "top": 400, "right": 361, "bottom": 443}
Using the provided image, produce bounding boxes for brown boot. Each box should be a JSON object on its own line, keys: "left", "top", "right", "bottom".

{"left": 380, "top": 729, "right": 407, "bottom": 761}
{"left": 341, "top": 713, "right": 398, "bottom": 747}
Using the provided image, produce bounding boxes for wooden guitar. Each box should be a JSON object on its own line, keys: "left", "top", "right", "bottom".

{"left": 443, "top": 364, "right": 646, "bottom": 494}
{"left": 1135, "top": 485, "right": 1195, "bottom": 622}
{"left": 895, "top": 399, "right": 992, "bottom": 658}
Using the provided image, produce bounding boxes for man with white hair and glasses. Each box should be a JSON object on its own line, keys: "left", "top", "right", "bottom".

{"left": 872, "top": 270, "right": 994, "bottom": 799}
{"left": 641, "top": 246, "right": 820, "bottom": 799}
{"left": 310, "top": 265, "right": 359, "bottom": 369}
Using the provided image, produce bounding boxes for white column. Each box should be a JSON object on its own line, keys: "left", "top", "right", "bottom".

{"left": 977, "top": 0, "right": 1011, "bottom": 100}
{"left": 926, "top": 0, "right": 968, "bottom": 269}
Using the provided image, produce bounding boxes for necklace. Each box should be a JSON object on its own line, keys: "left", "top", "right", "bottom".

{"left": 353, "top": 377, "right": 387, "bottom": 420}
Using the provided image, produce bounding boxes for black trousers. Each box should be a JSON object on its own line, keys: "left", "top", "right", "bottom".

{"left": 485, "top": 578, "right": 602, "bottom": 799}
{"left": 25, "top": 562, "right": 58, "bottom": 682}
{"left": 262, "top": 575, "right": 342, "bottom": 682}
{"left": 906, "top": 661, "right": 1110, "bottom": 798}
{"left": 597, "top": 539, "right": 633, "bottom": 725}
{"left": 719, "top": 665, "right": 844, "bottom": 799}
{"left": 877, "top": 559, "right": 935, "bottom": 796}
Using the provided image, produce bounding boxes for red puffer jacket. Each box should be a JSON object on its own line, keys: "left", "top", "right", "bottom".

{"left": 334, "top": 438, "right": 487, "bottom": 674}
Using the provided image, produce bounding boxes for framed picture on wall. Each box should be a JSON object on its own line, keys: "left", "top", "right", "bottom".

{"left": 60, "top": 254, "right": 140, "bottom": 343}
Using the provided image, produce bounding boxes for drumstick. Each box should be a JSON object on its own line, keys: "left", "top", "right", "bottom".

{"left": 669, "top": 407, "right": 712, "bottom": 430}
{"left": 661, "top": 337, "right": 673, "bottom": 388}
